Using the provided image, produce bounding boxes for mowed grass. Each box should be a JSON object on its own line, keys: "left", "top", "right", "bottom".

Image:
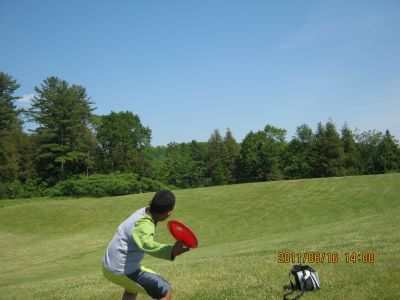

{"left": 0, "top": 174, "right": 399, "bottom": 299}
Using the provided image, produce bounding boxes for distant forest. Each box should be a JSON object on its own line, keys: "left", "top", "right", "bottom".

{"left": 1, "top": 72, "right": 399, "bottom": 199}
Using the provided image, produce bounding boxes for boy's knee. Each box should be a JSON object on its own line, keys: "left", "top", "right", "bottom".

{"left": 161, "top": 287, "right": 172, "bottom": 300}
{"left": 122, "top": 291, "right": 137, "bottom": 300}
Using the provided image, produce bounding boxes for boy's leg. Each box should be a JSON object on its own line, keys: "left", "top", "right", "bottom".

{"left": 127, "top": 266, "right": 171, "bottom": 299}
{"left": 122, "top": 291, "right": 137, "bottom": 300}
{"left": 160, "top": 288, "right": 172, "bottom": 300}
{"left": 103, "top": 266, "right": 145, "bottom": 297}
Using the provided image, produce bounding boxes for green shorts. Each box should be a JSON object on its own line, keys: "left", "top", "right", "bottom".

{"left": 102, "top": 266, "right": 170, "bottom": 299}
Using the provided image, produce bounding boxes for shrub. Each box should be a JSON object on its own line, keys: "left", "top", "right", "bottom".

{"left": 46, "top": 173, "right": 172, "bottom": 198}
{"left": 0, "top": 180, "right": 29, "bottom": 199}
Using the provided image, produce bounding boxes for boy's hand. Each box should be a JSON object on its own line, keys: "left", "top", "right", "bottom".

{"left": 172, "top": 240, "right": 190, "bottom": 257}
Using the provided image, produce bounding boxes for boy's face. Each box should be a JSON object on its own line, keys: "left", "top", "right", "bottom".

{"left": 159, "top": 210, "right": 173, "bottom": 221}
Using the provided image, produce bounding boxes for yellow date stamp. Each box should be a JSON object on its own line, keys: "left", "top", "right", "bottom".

{"left": 277, "top": 251, "right": 375, "bottom": 264}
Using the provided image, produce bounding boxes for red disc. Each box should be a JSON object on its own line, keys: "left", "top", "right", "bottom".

{"left": 167, "top": 220, "right": 198, "bottom": 249}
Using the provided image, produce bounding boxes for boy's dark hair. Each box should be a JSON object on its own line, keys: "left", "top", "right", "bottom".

{"left": 149, "top": 190, "right": 176, "bottom": 214}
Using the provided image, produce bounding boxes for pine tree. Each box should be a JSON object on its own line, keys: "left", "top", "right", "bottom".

{"left": 283, "top": 124, "right": 313, "bottom": 179}
{"left": 309, "top": 121, "right": 344, "bottom": 177}
{"left": 0, "top": 72, "right": 22, "bottom": 182}
{"left": 377, "top": 130, "right": 400, "bottom": 172}
{"left": 263, "top": 125, "right": 287, "bottom": 180}
{"left": 29, "top": 77, "right": 94, "bottom": 183}
{"left": 341, "top": 125, "right": 359, "bottom": 175}
{"left": 207, "top": 129, "right": 228, "bottom": 185}
{"left": 224, "top": 128, "right": 240, "bottom": 183}
{"left": 188, "top": 140, "right": 208, "bottom": 187}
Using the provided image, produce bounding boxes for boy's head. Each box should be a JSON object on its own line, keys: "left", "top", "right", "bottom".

{"left": 149, "top": 190, "right": 175, "bottom": 220}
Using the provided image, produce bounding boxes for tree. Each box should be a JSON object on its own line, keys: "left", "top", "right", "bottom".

{"left": 283, "top": 124, "right": 313, "bottom": 179}
{"left": 263, "top": 125, "right": 287, "bottom": 180}
{"left": 308, "top": 121, "right": 344, "bottom": 177}
{"left": 188, "top": 140, "right": 208, "bottom": 187}
{"left": 29, "top": 77, "right": 94, "bottom": 183}
{"left": 377, "top": 130, "right": 400, "bottom": 173}
{"left": 207, "top": 129, "right": 228, "bottom": 185}
{"left": 163, "top": 143, "right": 195, "bottom": 188}
{"left": 264, "top": 124, "right": 287, "bottom": 143}
{"left": 95, "top": 111, "right": 152, "bottom": 174}
{"left": 0, "top": 72, "right": 21, "bottom": 182}
{"left": 341, "top": 125, "right": 359, "bottom": 175}
{"left": 161, "top": 141, "right": 209, "bottom": 188}
{"left": 355, "top": 130, "right": 383, "bottom": 174}
{"left": 0, "top": 72, "right": 20, "bottom": 135}
{"left": 224, "top": 128, "right": 240, "bottom": 183}
{"left": 147, "top": 145, "right": 168, "bottom": 181}
{"left": 238, "top": 125, "right": 286, "bottom": 182}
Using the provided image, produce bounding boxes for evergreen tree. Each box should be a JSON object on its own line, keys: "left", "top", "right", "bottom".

{"left": 224, "top": 128, "right": 240, "bottom": 183}
{"left": 377, "top": 130, "right": 400, "bottom": 172}
{"left": 0, "top": 72, "right": 20, "bottom": 135}
{"left": 237, "top": 131, "right": 258, "bottom": 182}
{"left": 308, "top": 121, "right": 344, "bottom": 177}
{"left": 341, "top": 125, "right": 359, "bottom": 175}
{"left": 29, "top": 77, "right": 94, "bottom": 183}
{"left": 283, "top": 124, "right": 313, "bottom": 179}
{"left": 207, "top": 129, "right": 228, "bottom": 185}
{"left": 0, "top": 72, "right": 22, "bottom": 182}
{"left": 264, "top": 124, "right": 287, "bottom": 180}
{"left": 188, "top": 140, "right": 208, "bottom": 187}
{"left": 355, "top": 130, "right": 383, "bottom": 174}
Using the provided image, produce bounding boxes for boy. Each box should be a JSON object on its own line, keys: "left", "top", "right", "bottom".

{"left": 102, "top": 190, "right": 189, "bottom": 300}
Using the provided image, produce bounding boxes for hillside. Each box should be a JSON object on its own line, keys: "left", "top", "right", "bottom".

{"left": 0, "top": 174, "right": 399, "bottom": 299}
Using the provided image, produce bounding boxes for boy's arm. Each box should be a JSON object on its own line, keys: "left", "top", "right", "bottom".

{"left": 132, "top": 216, "right": 174, "bottom": 261}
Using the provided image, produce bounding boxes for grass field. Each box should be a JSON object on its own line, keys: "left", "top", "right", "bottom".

{"left": 0, "top": 174, "right": 399, "bottom": 299}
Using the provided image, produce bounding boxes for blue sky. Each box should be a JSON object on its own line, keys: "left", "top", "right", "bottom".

{"left": 1, "top": 0, "right": 399, "bottom": 146}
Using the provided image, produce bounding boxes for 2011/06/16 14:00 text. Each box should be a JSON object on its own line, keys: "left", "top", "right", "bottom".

{"left": 277, "top": 251, "right": 375, "bottom": 264}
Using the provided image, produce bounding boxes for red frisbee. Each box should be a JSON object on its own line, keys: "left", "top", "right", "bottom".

{"left": 167, "top": 220, "right": 198, "bottom": 249}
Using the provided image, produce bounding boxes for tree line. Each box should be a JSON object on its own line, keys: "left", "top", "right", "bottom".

{"left": 1, "top": 71, "right": 399, "bottom": 198}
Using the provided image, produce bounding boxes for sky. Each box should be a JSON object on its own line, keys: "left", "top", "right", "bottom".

{"left": 1, "top": 0, "right": 399, "bottom": 146}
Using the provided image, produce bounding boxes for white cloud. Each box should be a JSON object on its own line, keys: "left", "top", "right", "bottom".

{"left": 18, "top": 93, "right": 35, "bottom": 104}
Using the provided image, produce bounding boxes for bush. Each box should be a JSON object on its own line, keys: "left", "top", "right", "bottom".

{"left": 0, "top": 173, "right": 173, "bottom": 199}
{"left": 46, "top": 173, "right": 172, "bottom": 198}
{"left": 22, "top": 178, "right": 48, "bottom": 198}
{"left": 0, "top": 179, "right": 47, "bottom": 199}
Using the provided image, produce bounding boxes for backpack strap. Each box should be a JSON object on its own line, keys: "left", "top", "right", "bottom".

{"left": 284, "top": 289, "right": 305, "bottom": 300}
{"left": 283, "top": 284, "right": 306, "bottom": 300}
{"left": 283, "top": 271, "right": 306, "bottom": 300}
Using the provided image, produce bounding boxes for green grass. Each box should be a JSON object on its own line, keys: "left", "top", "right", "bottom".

{"left": 0, "top": 174, "right": 399, "bottom": 299}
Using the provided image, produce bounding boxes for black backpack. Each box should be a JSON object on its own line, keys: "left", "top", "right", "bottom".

{"left": 283, "top": 264, "right": 320, "bottom": 300}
